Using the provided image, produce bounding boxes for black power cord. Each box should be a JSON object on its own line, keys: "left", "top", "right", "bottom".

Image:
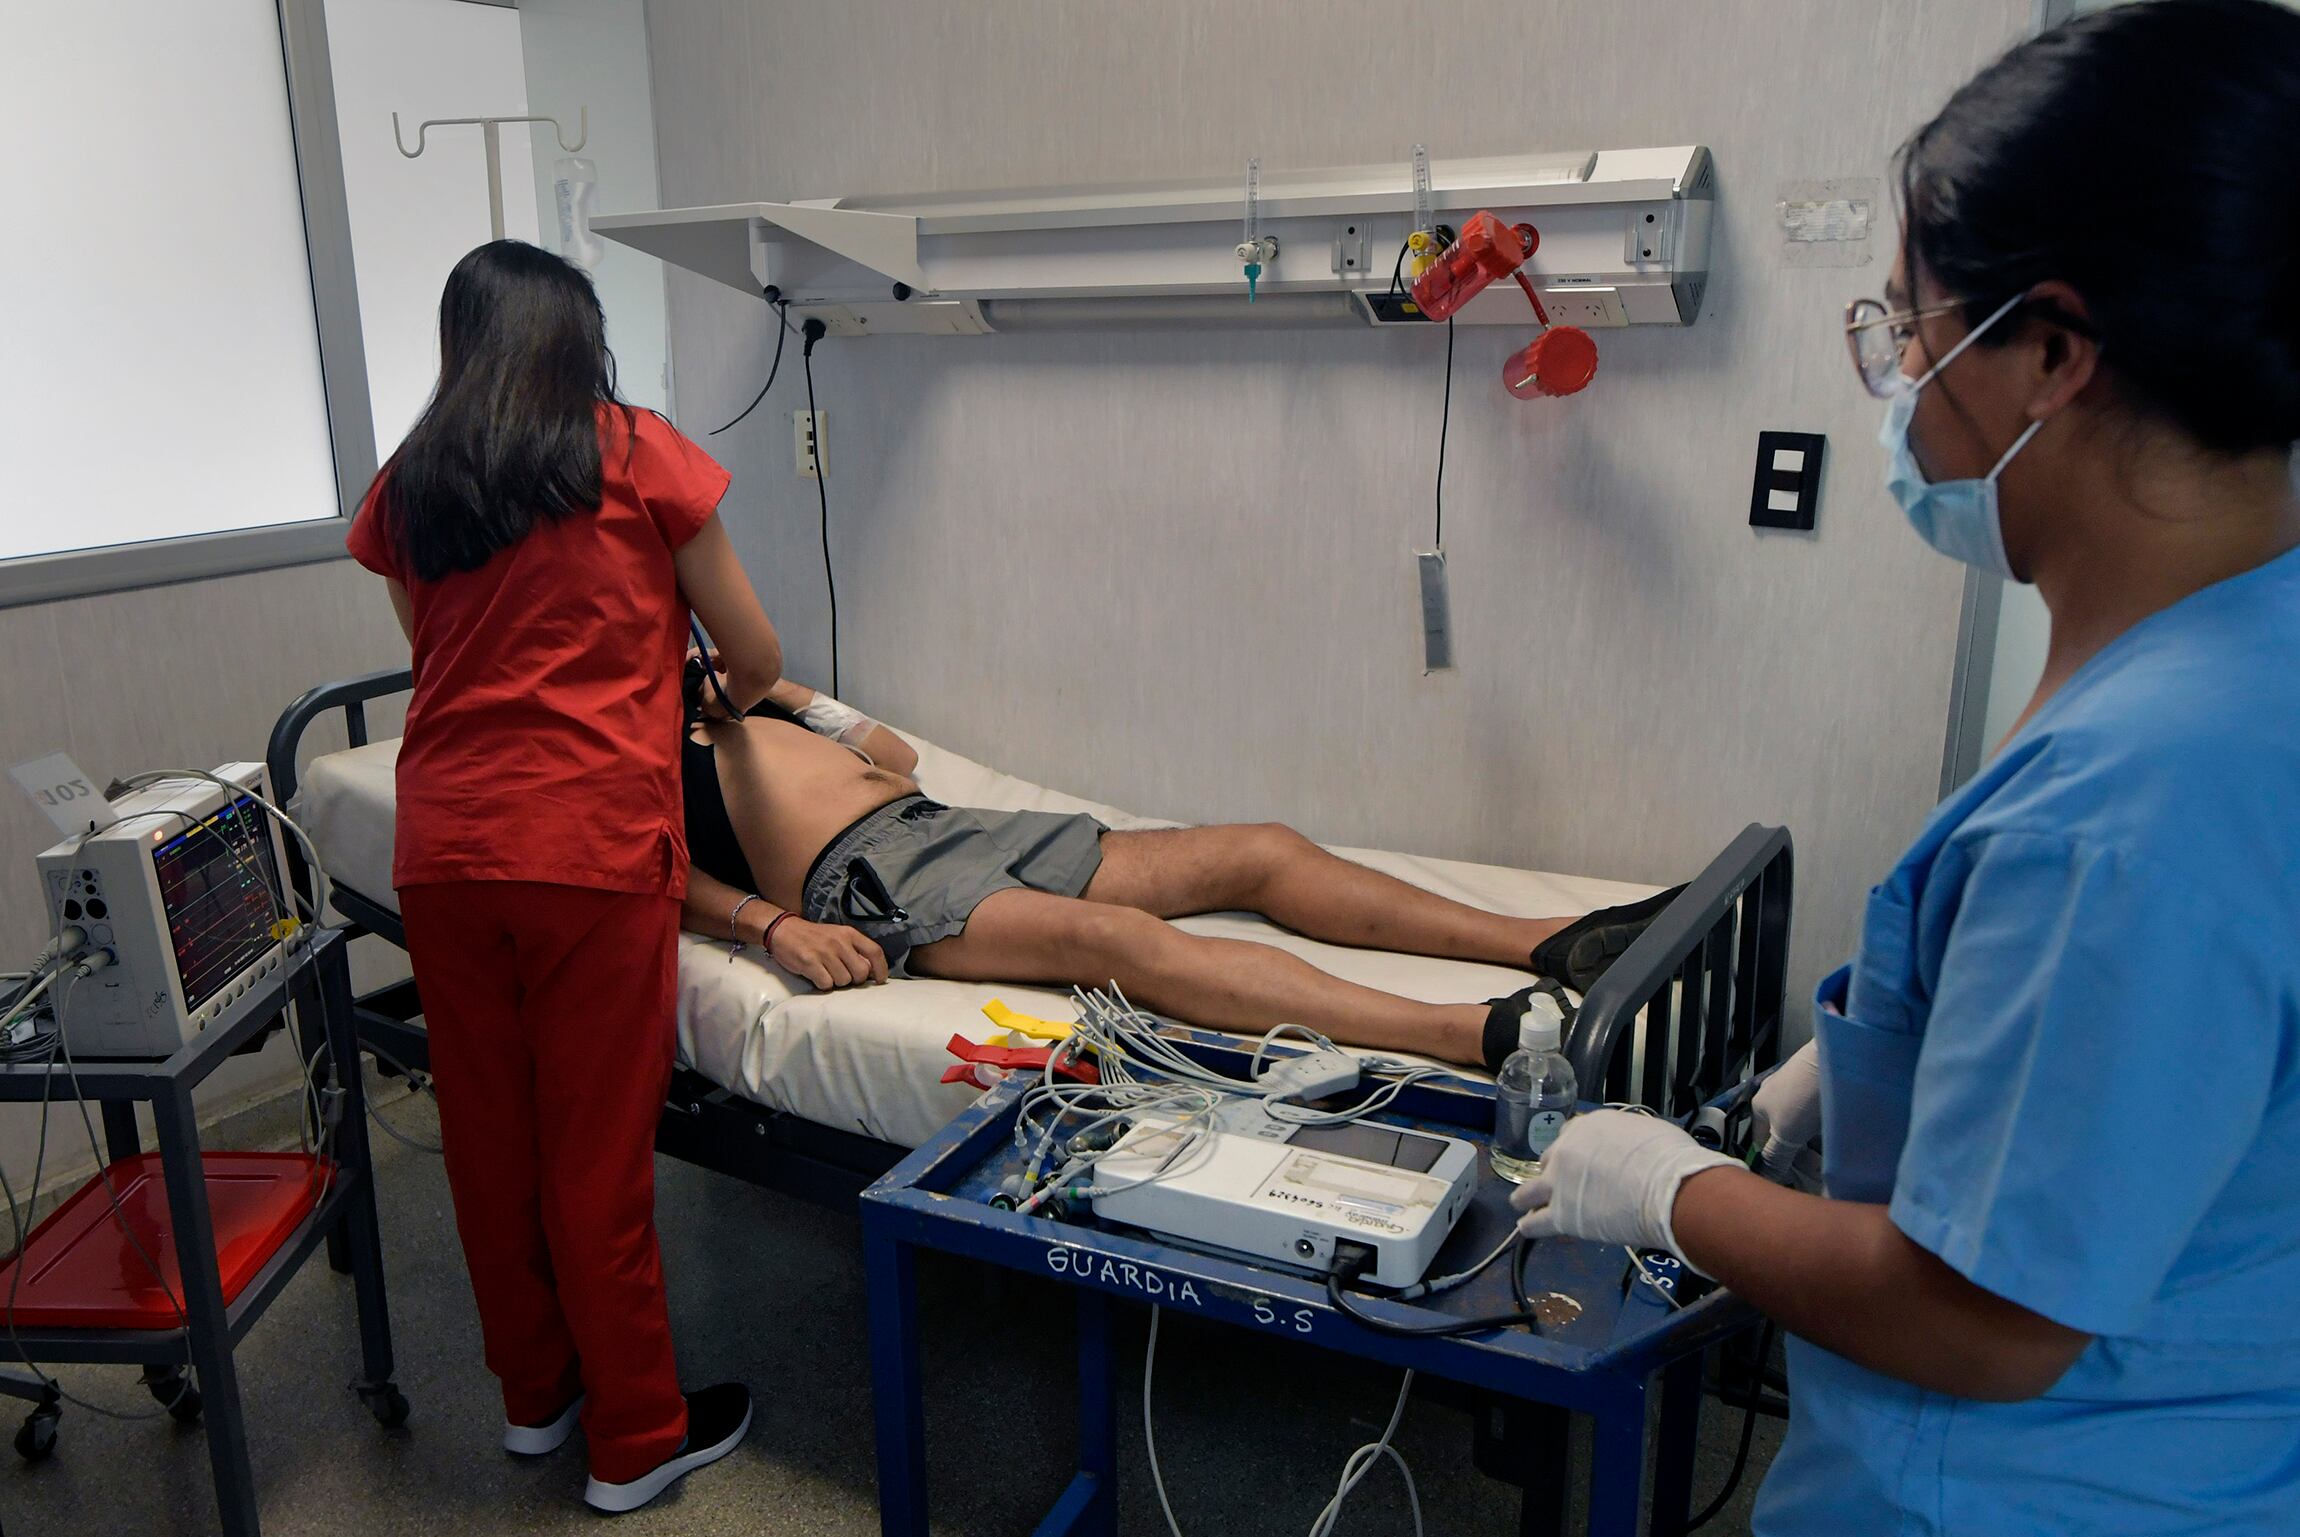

{"left": 1386, "top": 226, "right": 1459, "bottom": 551}
{"left": 708, "top": 288, "right": 791, "bottom": 436}
{"left": 1386, "top": 224, "right": 1456, "bottom": 301}
{"left": 1387, "top": 236, "right": 1415, "bottom": 298}
{"left": 799, "top": 317, "right": 838, "bottom": 698}
{"left": 1325, "top": 1241, "right": 1557, "bottom": 1338}
{"left": 1687, "top": 1321, "right": 1779, "bottom": 1531}
{"left": 1434, "top": 317, "right": 1455, "bottom": 548}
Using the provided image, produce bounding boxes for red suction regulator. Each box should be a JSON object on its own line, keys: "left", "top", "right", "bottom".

{"left": 1407, "top": 208, "right": 1598, "bottom": 400}
{"left": 1505, "top": 325, "right": 1600, "bottom": 398}
{"left": 1409, "top": 210, "right": 1536, "bottom": 322}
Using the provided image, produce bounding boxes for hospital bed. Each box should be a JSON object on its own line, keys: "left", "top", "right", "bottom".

{"left": 266, "top": 668, "right": 1794, "bottom": 1209}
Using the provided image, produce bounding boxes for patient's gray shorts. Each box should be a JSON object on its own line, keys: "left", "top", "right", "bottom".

{"left": 799, "top": 795, "right": 1107, "bottom": 969}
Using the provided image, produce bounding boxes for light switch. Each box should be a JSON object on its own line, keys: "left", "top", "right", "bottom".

{"left": 1751, "top": 430, "right": 1826, "bottom": 531}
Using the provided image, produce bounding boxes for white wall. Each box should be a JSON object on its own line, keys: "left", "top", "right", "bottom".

{"left": 645, "top": 0, "right": 2031, "bottom": 1039}
{"left": 1983, "top": 583, "right": 2050, "bottom": 749}
{"left": 325, "top": 0, "right": 542, "bottom": 453}
{"left": 518, "top": 0, "right": 671, "bottom": 413}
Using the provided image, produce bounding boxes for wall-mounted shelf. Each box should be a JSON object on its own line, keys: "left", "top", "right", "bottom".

{"left": 593, "top": 146, "right": 1714, "bottom": 336}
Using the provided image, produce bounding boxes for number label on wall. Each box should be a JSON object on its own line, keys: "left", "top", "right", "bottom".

{"left": 9, "top": 752, "right": 119, "bottom": 838}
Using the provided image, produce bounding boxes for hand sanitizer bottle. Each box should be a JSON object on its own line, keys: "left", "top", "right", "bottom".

{"left": 1491, "top": 991, "right": 1577, "bottom": 1183}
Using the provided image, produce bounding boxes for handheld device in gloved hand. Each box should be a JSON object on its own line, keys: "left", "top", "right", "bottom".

{"left": 1509, "top": 1109, "right": 1738, "bottom": 1274}
{"left": 1751, "top": 1039, "right": 1823, "bottom": 1183}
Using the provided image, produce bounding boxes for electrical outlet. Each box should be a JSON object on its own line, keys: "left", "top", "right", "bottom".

{"left": 793, "top": 409, "right": 824, "bottom": 479}
{"left": 1539, "top": 287, "right": 1629, "bottom": 328}
{"left": 1750, "top": 431, "right": 1826, "bottom": 531}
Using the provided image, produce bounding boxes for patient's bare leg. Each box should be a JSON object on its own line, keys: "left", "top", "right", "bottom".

{"left": 911, "top": 889, "right": 1489, "bottom": 1065}
{"left": 1080, "top": 826, "right": 1566, "bottom": 967}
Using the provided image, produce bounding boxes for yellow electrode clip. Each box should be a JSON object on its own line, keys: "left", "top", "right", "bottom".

{"left": 980, "top": 998, "right": 1073, "bottom": 1043}
{"left": 270, "top": 917, "right": 302, "bottom": 942}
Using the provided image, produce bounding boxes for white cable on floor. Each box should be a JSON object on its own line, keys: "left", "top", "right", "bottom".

{"left": 1306, "top": 1368, "right": 1422, "bottom": 1537}
{"left": 1143, "top": 1305, "right": 1424, "bottom": 1537}
{"left": 1145, "top": 1306, "right": 1187, "bottom": 1537}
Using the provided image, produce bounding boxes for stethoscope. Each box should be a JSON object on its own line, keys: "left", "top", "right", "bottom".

{"left": 694, "top": 615, "right": 916, "bottom": 928}
{"left": 688, "top": 617, "right": 742, "bottom": 721}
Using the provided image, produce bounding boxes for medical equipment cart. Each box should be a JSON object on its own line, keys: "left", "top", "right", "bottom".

{"left": 0, "top": 927, "right": 404, "bottom": 1537}
{"left": 862, "top": 1065, "right": 1761, "bottom": 1537}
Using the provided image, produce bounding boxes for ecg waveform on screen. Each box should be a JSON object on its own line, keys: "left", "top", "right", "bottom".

{"left": 151, "top": 795, "right": 282, "bottom": 1015}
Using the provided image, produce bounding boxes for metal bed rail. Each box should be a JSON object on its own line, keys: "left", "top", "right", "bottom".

{"left": 1569, "top": 822, "right": 1795, "bottom": 1122}
{"left": 267, "top": 666, "right": 413, "bottom": 936}
{"left": 266, "top": 669, "right": 909, "bottom": 1204}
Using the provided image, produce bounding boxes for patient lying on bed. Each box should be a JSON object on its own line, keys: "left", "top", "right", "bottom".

{"left": 679, "top": 675, "right": 1676, "bottom": 1070}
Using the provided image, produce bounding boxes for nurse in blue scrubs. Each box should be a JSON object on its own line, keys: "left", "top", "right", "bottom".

{"left": 1511, "top": 2, "right": 2300, "bottom": 1530}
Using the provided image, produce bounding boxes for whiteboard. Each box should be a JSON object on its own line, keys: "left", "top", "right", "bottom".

{"left": 0, "top": 0, "right": 342, "bottom": 563}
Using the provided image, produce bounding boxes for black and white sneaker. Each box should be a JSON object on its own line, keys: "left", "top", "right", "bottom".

{"left": 582, "top": 1383, "right": 752, "bottom": 1515}
{"left": 503, "top": 1393, "right": 585, "bottom": 1456}
{"left": 1530, "top": 885, "right": 1687, "bottom": 996}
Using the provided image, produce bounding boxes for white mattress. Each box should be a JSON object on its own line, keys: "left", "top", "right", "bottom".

{"left": 299, "top": 730, "right": 1655, "bottom": 1148}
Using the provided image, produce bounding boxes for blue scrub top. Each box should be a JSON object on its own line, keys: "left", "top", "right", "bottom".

{"left": 1757, "top": 545, "right": 2300, "bottom": 1536}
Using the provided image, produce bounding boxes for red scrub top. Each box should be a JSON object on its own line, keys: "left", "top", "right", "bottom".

{"left": 347, "top": 406, "right": 730, "bottom": 897}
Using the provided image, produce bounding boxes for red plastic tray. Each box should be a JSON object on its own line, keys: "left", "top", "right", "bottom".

{"left": 0, "top": 1152, "right": 332, "bottom": 1330}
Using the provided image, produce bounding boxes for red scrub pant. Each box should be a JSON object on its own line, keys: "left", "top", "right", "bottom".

{"left": 399, "top": 881, "right": 687, "bottom": 1484}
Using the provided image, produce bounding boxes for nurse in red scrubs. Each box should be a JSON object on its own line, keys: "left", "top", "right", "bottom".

{"left": 347, "top": 241, "right": 782, "bottom": 1515}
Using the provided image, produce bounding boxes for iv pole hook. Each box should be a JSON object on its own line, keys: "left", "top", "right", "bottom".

{"left": 390, "top": 109, "right": 590, "bottom": 239}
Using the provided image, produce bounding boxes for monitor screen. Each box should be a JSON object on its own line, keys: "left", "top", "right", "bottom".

{"left": 151, "top": 792, "right": 282, "bottom": 1015}
{"left": 1289, "top": 1122, "right": 1450, "bottom": 1175}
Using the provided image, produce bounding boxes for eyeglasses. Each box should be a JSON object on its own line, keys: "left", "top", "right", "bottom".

{"left": 1843, "top": 297, "right": 1968, "bottom": 398}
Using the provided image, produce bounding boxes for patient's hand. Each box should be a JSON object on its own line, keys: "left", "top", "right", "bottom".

{"left": 769, "top": 918, "right": 889, "bottom": 990}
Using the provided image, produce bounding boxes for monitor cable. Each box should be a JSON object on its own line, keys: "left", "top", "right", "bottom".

{"left": 707, "top": 287, "right": 791, "bottom": 436}
{"left": 800, "top": 316, "right": 838, "bottom": 697}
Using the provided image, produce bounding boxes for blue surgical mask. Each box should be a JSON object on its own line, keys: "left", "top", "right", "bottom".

{"left": 1877, "top": 292, "right": 2041, "bottom": 580}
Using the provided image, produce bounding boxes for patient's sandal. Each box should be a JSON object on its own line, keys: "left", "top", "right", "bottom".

{"left": 1529, "top": 885, "right": 1686, "bottom": 996}
{"left": 583, "top": 1383, "right": 753, "bottom": 1515}
{"left": 1482, "top": 981, "right": 1577, "bottom": 1072}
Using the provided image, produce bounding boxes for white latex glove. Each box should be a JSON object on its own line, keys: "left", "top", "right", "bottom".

{"left": 1509, "top": 1109, "right": 1738, "bottom": 1270}
{"left": 1750, "top": 1040, "right": 1823, "bottom": 1183}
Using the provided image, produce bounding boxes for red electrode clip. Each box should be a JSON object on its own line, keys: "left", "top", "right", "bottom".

{"left": 940, "top": 1034, "right": 1101, "bottom": 1088}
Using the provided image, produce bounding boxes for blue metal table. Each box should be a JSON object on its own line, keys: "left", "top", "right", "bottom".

{"left": 861, "top": 1056, "right": 1758, "bottom": 1537}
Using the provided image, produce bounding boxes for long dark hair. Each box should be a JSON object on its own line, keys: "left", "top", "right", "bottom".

{"left": 1897, "top": 0, "right": 2300, "bottom": 456}
{"left": 379, "top": 241, "right": 631, "bottom": 581}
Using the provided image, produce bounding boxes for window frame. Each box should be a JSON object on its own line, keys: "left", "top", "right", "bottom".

{"left": 0, "top": 0, "right": 377, "bottom": 611}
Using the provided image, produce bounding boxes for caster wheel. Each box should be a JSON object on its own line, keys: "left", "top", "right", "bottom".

{"left": 361, "top": 1384, "right": 410, "bottom": 1429}
{"left": 13, "top": 1412, "right": 57, "bottom": 1463}
{"left": 143, "top": 1369, "right": 202, "bottom": 1424}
